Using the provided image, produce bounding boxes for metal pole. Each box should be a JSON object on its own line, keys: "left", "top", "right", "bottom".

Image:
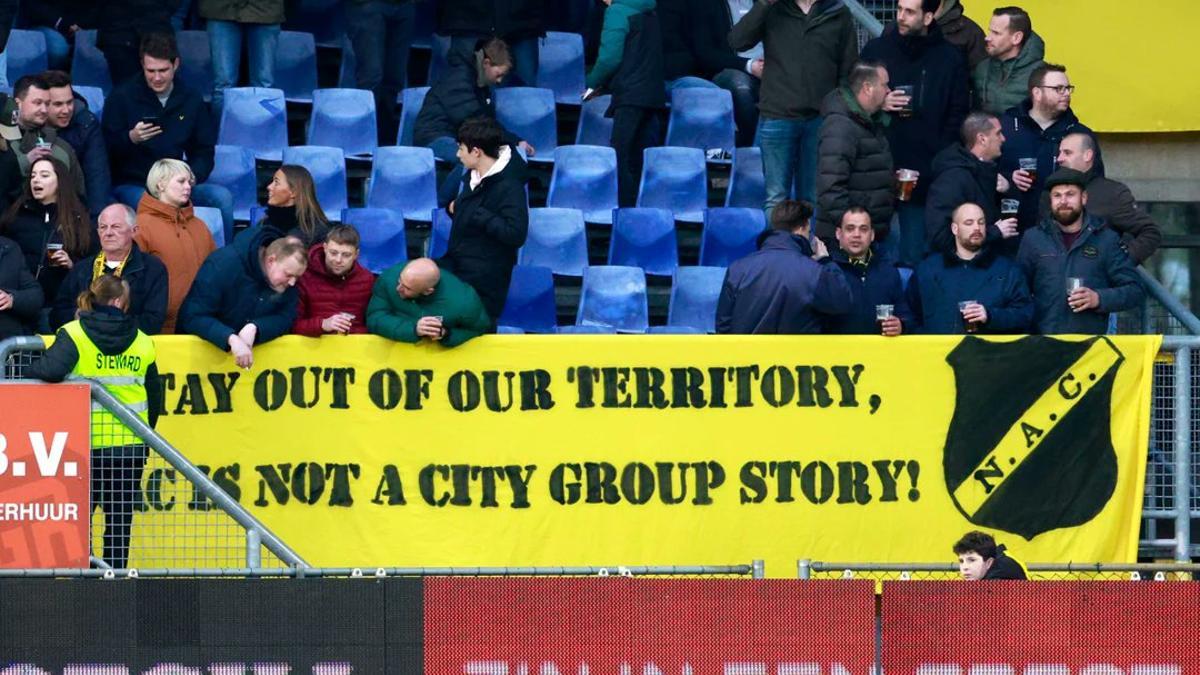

{"left": 1138, "top": 268, "right": 1200, "bottom": 335}
{"left": 1174, "top": 347, "right": 1192, "bottom": 562}
{"left": 246, "top": 529, "right": 262, "bottom": 568}
{"left": 797, "top": 559, "right": 811, "bottom": 580}
{"left": 751, "top": 559, "right": 765, "bottom": 579}
{"left": 842, "top": 0, "right": 884, "bottom": 37}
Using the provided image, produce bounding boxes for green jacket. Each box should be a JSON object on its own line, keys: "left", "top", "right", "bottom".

{"left": 366, "top": 263, "right": 493, "bottom": 347}
{"left": 586, "top": 0, "right": 656, "bottom": 90}
{"left": 199, "top": 0, "right": 285, "bottom": 24}
{"left": 972, "top": 32, "right": 1046, "bottom": 116}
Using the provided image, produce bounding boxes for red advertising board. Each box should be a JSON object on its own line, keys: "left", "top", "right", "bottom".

{"left": 882, "top": 581, "right": 1200, "bottom": 674}
{"left": 0, "top": 383, "right": 91, "bottom": 568}
{"left": 425, "top": 578, "right": 876, "bottom": 675}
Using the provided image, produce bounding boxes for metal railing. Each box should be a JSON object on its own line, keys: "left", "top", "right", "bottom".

{"left": 0, "top": 562, "right": 763, "bottom": 579}
{"left": 799, "top": 560, "right": 1200, "bottom": 581}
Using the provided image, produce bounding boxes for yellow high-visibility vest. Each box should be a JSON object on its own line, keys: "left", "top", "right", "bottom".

{"left": 62, "top": 320, "right": 155, "bottom": 448}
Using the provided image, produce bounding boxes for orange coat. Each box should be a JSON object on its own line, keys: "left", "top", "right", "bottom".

{"left": 134, "top": 193, "right": 217, "bottom": 333}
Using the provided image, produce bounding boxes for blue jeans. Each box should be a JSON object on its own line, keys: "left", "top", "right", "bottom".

{"left": 428, "top": 136, "right": 463, "bottom": 208}
{"left": 208, "top": 20, "right": 281, "bottom": 110}
{"left": 115, "top": 183, "right": 235, "bottom": 241}
{"left": 893, "top": 202, "right": 927, "bottom": 269}
{"left": 31, "top": 27, "right": 71, "bottom": 70}
{"left": 756, "top": 115, "right": 822, "bottom": 214}
{"left": 449, "top": 35, "right": 537, "bottom": 88}
{"left": 346, "top": 0, "right": 416, "bottom": 141}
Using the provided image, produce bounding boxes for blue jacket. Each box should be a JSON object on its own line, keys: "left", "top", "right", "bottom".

{"left": 50, "top": 243, "right": 168, "bottom": 335}
{"left": 907, "top": 248, "right": 1033, "bottom": 335}
{"left": 58, "top": 92, "right": 111, "bottom": 217}
{"left": 1016, "top": 214, "right": 1144, "bottom": 334}
{"left": 716, "top": 230, "right": 852, "bottom": 334}
{"left": 102, "top": 76, "right": 216, "bottom": 186}
{"left": 177, "top": 226, "right": 298, "bottom": 350}
{"left": 825, "top": 247, "right": 913, "bottom": 334}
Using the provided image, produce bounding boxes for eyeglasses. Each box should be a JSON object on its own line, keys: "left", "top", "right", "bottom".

{"left": 1037, "top": 85, "right": 1076, "bottom": 95}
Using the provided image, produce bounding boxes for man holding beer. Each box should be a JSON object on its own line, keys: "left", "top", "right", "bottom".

{"left": 824, "top": 207, "right": 912, "bottom": 337}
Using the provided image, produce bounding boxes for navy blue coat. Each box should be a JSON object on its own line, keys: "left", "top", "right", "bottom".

{"left": 177, "top": 226, "right": 298, "bottom": 350}
{"left": 860, "top": 23, "right": 969, "bottom": 204}
{"left": 58, "top": 92, "right": 111, "bottom": 217}
{"left": 716, "top": 230, "right": 852, "bottom": 334}
{"left": 907, "top": 248, "right": 1033, "bottom": 335}
{"left": 825, "top": 248, "right": 914, "bottom": 334}
{"left": 50, "top": 244, "right": 169, "bottom": 335}
{"left": 102, "top": 76, "right": 217, "bottom": 187}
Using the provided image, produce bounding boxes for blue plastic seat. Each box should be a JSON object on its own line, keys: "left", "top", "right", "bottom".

{"left": 496, "top": 325, "right": 526, "bottom": 334}
{"left": 637, "top": 147, "right": 707, "bottom": 223}
{"left": 176, "top": 30, "right": 213, "bottom": 101}
{"left": 192, "top": 206, "right": 227, "bottom": 248}
{"left": 249, "top": 205, "right": 266, "bottom": 227}
{"left": 726, "top": 146, "right": 766, "bottom": 208}
{"left": 557, "top": 325, "right": 616, "bottom": 334}
{"left": 428, "top": 208, "right": 452, "bottom": 258}
{"left": 396, "top": 86, "right": 430, "bottom": 146}
{"left": 281, "top": 146, "right": 347, "bottom": 219}
{"left": 74, "top": 86, "right": 105, "bottom": 121}
{"left": 367, "top": 146, "right": 437, "bottom": 222}
{"left": 899, "top": 266, "right": 914, "bottom": 292}
{"left": 208, "top": 145, "right": 258, "bottom": 222}
{"left": 536, "top": 32, "right": 585, "bottom": 104}
{"left": 498, "top": 265, "right": 558, "bottom": 334}
{"left": 341, "top": 208, "right": 408, "bottom": 274}
{"left": 546, "top": 145, "right": 618, "bottom": 225}
{"left": 647, "top": 325, "right": 704, "bottom": 334}
{"left": 307, "top": 88, "right": 377, "bottom": 157}
{"left": 336, "top": 34, "right": 357, "bottom": 88}
{"left": 275, "top": 31, "right": 319, "bottom": 103}
{"left": 218, "top": 87, "right": 288, "bottom": 161}
{"left": 427, "top": 34, "right": 452, "bottom": 82}
{"left": 665, "top": 87, "right": 735, "bottom": 157}
{"left": 520, "top": 208, "right": 588, "bottom": 277}
{"left": 5, "top": 30, "right": 47, "bottom": 83}
{"left": 576, "top": 95, "right": 613, "bottom": 146}
{"left": 609, "top": 208, "right": 678, "bottom": 276}
{"left": 668, "top": 266, "right": 726, "bottom": 333}
{"left": 576, "top": 266, "right": 649, "bottom": 333}
{"left": 70, "top": 30, "right": 112, "bottom": 94}
{"left": 700, "top": 207, "right": 766, "bottom": 267}
{"left": 495, "top": 87, "right": 557, "bottom": 164}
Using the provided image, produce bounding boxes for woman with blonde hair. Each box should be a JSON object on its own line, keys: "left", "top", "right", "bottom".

{"left": 260, "top": 165, "right": 330, "bottom": 247}
{"left": 135, "top": 158, "right": 217, "bottom": 333}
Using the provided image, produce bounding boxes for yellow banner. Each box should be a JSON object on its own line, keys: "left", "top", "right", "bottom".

{"left": 129, "top": 334, "right": 1159, "bottom": 575}
{"left": 963, "top": 1, "right": 1198, "bottom": 132}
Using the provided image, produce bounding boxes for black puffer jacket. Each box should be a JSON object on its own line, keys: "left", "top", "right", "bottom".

{"left": 815, "top": 88, "right": 894, "bottom": 242}
{"left": 0, "top": 235, "right": 42, "bottom": 339}
{"left": 436, "top": 0, "right": 544, "bottom": 41}
{"left": 413, "top": 52, "right": 520, "bottom": 147}
{"left": 925, "top": 144, "right": 1002, "bottom": 255}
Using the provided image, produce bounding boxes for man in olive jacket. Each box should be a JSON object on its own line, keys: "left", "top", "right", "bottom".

{"left": 367, "top": 258, "right": 492, "bottom": 347}
{"left": 972, "top": 6, "right": 1045, "bottom": 116}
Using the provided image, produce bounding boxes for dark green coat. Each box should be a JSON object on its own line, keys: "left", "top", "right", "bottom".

{"left": 366, "top": 263, "right": 492, "bottom": 347}
{"left": 199, "top": 0, "right": 284, "bottom": 24}
{"left": 972, "top": 32, "right": 1045, "bottom": 116}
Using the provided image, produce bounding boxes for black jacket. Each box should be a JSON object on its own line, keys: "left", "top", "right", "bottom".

{"left": 598, "top": 4, "right": 666, "bottom": 111}
{"left": 860, "top": 23, "right": 969, "bottom": 204}
{"left": 1038, "top": 169, "right": 1161, "bottom": 264}
{"left": 178, "top": 225, "right": 299, "bottom": 350}
{"left": 95, "top": 0, "right": 178, "bottom": 44}
{"left": 660, "top": 0, "right": 746, "bottom": 80}
{"left": 815, "top": 88, "right": 894, "bottom": 241}
{"left": 413, "top": 52, "right": 520, "bottom": 147}
{"left": 19, "top": 0, "right": 97, "bottom": 31}
{"left": 102, "top": 76, "right": 217, "bottom": 187}
{"left": 0, "top": 235, "right": 43, "bottom": 339}
{"left": 436, "top": 0, "right": 544, "bottom": 41}
{"left": 258, "top": 205, "right": 330, "bottom": 249}
{"left": 51, "top": 245, "right": 169, "bottom": 335}
{"left": 58, "top": 93, "right": 111, "bottom": 217}
{"left": 907, "top": 247, "right": 1033, "bottom": 335}
{"left": 825, "top": 248, "right": 912, "bottom": 334}
{"left": 0, "top": 201, "right": 99, "bottom": 306}
{"left": 925, "top": 144, "right": 1002, "bottom": 255}
{"left": 716, "top": 230, "right": 852, "bottom": 334}
{"left": 439, "top": 146, "right": 529, "bottom": 321}
{"left": 0, "top": 0, "right": 17, "bottom": 52}
{"left": 983, "top": 546, "right": 1027, "bottom": 580}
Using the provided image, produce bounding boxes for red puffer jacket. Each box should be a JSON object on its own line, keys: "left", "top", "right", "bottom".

{"left": 292, "top": 244, "right": 375, "bottom": 336}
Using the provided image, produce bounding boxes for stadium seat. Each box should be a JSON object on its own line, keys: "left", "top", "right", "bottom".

{"left": 609, "top": 208, "right": 678, "bottom": 276}
{"left": 495, "top": 87, "right": 557, "bottom": 164}
{"left": 341, "top": 208, "right": 408, "bottom": 274}
{"left": 281, "top": 146, "right": 348, "bottom": 220}
{"left": 397, "top": 87, "right": 430, "bottom": 146}
{"left": 192, "top": 206, "right": 227, "bottom": 248}
{"left": 647, "top": 325, "right": 705, "bottom": 334}
{"left": 176, "top": 30, "right": 213, "bottom": 101}
{"left": 576, "top": 266, "right": 649, "bottom": 333}
{"left": 498, "top": 265, "right": 558, "bottom": 334}
{"left": 428, "top": 208, "right": 452, "bottom": 258}
{"left": 537, "top": 32, "right": 585, "bottom": 104}
{"left": 665, "top": 88, "right": 735, "bottom": 158}
{"left": 70, "top": 30, "right": 112, "bottom": 94}
{"left": 74, "top": 86, "right": 105, "bottom": 121}
{"left": 412, "top": 0, "right": 436, "bottom": 50}
{"left": 667, "top": 266, "right": 726, "bottom": 333}
{"left": 520, "top": 208, "right": 588, "bottom": 277}
{"left": 248, "top": 205, "right": 266, "bottom": 227}
{"left": 367, "top": 146, "right": 437, "bottom": 222}
{"left": 307, "top": 88, "right": 377, "bottom": 158}
{"left": 5, "top": 30, "right": 47, "bottom": 84}
{"left": 208, "top": 145, "right": 258, "bottom": 222}
{"left": 496, "top": 325, "right": 526, "bottom": 334}
{"left": 699, "top": 208, "right": 766, "bottom": 267}
{"left": 218, "top": 88, "right": 288, "bottom": 161}
{"left": 546, "top": 145, "right": 618, "bottom": 225}
{"left": 575, "top": 94, "right": 613, "bottom": 146}
{"left": 428, "top": 34, "right": 452, "bottom": 82}
{"left": 336, "top": 35, "right": 357, "bottom": 88}
{"left": 275, "top": 31, "right": 319, "bottom": 103}
{"left": 637, "top": 147, "right": 707, "bottom": 223}
{"left": 899, "top": 267, "right": 914, "bottom": 292}
{"left": 725, "top": 147, "right": 766, "bottom": 208}
{"left": 557, "top": 325, "right": 616, "bottom": 334}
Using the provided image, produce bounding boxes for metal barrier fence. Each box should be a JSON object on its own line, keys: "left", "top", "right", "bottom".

{"left": 0, "top": 562, "right": 763, "bottom": 579}
{"left": 799, "top": 560, "right": 1200, "bottom": 581}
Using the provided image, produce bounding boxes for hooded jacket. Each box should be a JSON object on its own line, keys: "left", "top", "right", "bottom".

{"left": 925, "top": 144, "right": 1003, "bottom": 255}
{"left": 57, "top": 92, "right": 112, "bottom": 218}
{"left": 1037, "top": 167, "right": 1161, "bottom": 265}
{"left": 178, "top": 225, "right": 299, "bottom": 350}
{"left": 586, "top": 0, "right": 665, "bottom": 111}
{"left": 134, "top": 192, "right": 216, "bottom": 333}
{"left": 906, "top": 246, "right": 1033, "bottom": 335}
{"left": 972, "top": 32, "right": 1046, "bottom": 116}
{"left": 815, "top": 87, "right": 895, "bottom": 241}
{"left": 292, "top": 243, "right": 375, "bottom": 337}
{"left": 825, "top": 247, "right": 913, "bottom": 335}
{"left": 659, "top": 0, "right": 747, "bottom": 80}
{"left": 728, "top": 0, "right": 858, "bottom": 120}
{"left": 50, "top": 243, "right": 168, "bottom": 335}
{"left": 102, "top": 75, "right": 217, "bottom": 186}
{"left": 716, "top": 230, "right": 853, "bottom": 334}
{"left": 1016, "top": 214, "right": 1144, "bottom": 335}
{"left": 860, "top": 22, "right": 970, "bottom": 204}
{"left": 436, "top": 0, "right": 543, "bottom": 41}
{"left": 0, "top": 235, "right": 42, "bottom": 339}
{"left": 439, "top": 145, "right": 529, "bottom": 321}
{"left": 366, "top": 261, "right": 493, "bottom": 347}
{"left": 999, "top": 99, "right": 1100, "bottom": 230}
{"left": 936, "top": 0, "right": 986, "bottom": 70}
{"left": 413, "top": 51, "right": 521, "bottom": 147}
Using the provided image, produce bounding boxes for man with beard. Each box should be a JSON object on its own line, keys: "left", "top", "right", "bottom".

{"left": 1017, "top": 168, "right": 1143, "bottom": 334}
{"left": 907, "top": 201, "right": 1032, "bottom": 335}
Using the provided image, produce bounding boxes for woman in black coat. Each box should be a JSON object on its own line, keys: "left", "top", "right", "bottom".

{"left": 0, "top": 235, "right": 43, "bottom": 339}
